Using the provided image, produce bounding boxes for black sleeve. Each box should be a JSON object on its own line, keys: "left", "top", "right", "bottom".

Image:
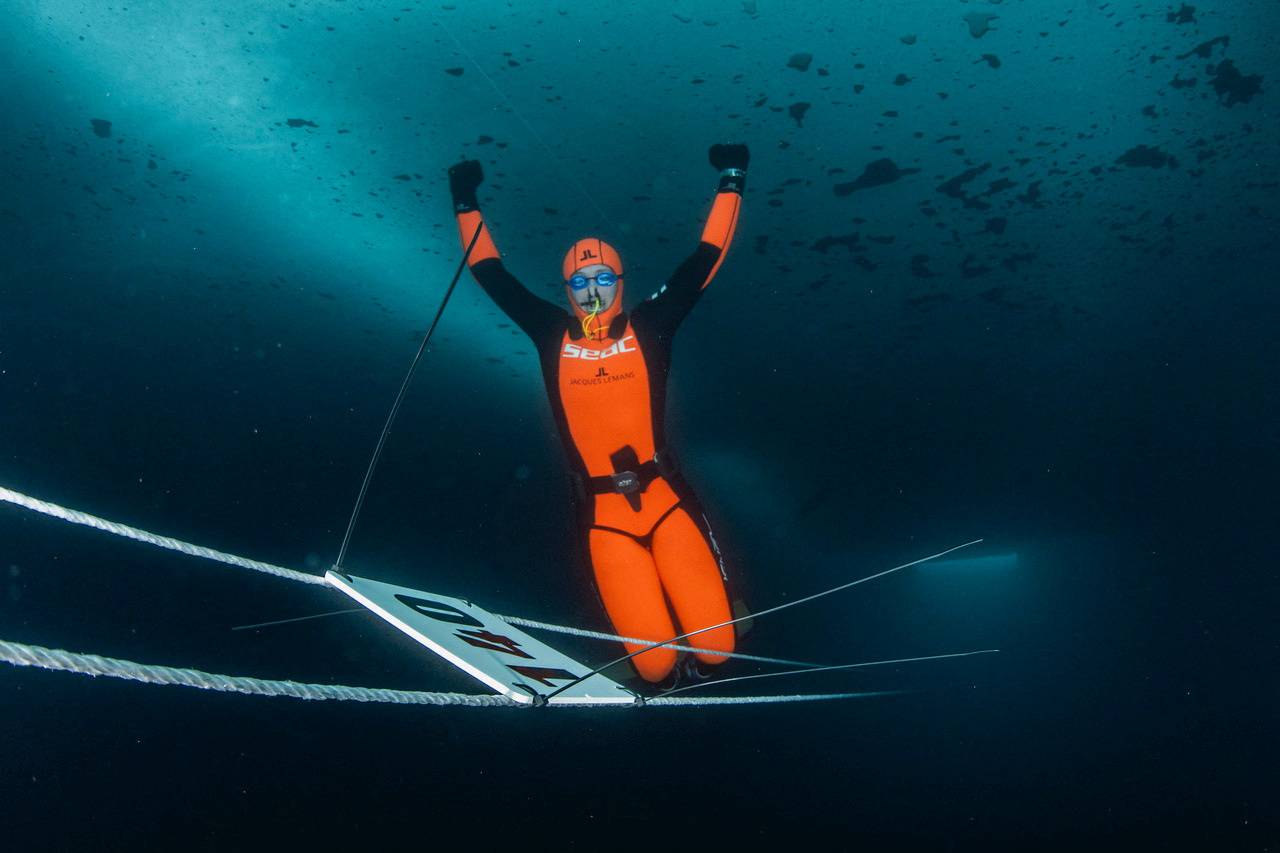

{"left": 632, "top": 241, "right": 723, "bottom": 339}
{"left": 471, "top": 258, "right": 566, "bottom": 341}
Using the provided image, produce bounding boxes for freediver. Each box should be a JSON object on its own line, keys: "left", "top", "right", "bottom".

{"left": 446, "top": 143, "right": 749, "bottom": 685}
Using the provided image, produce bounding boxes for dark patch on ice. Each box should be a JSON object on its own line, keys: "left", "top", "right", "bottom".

{"left": 937, "top": 163, "right": 991, "bottom": 209}
{"left": 1166, "top": 4, "right": 1196, "bottom": 24}
{"left": 1175, "top": 36, "right": 1228, "bottom": 60}
{"left": 1207, "top": 59, "right": 1262, "bottom": 106}
{"left": 286, "top": 118, "right": 319, "bottom": 128}
{"left": 788, "top": 102, "right": 811, "bottom": 127}
{"left": 445, "top": 67, "right": 465, "bottom": 76}
{"left": 961, "top": 255, "right": 992, "bottom": 278}
{"left": 893, "top": 73, "right": 912, "bottom": 85}
{"left": 1170, "top": 74, "right": 1197, "bottom": 89}
{"left": 910, "top": 254, "right": 937, "bottom": 278}
{"left": 1117, "top": 144, "right": 1179, "bottom": 169}
{"left": 1017, "top": 181, "right": 1044, "bottom": 207}
{"left": 983, "top": 178, "right": 1016, "bottom": 197}
{"left": 787, "top": 53, "right": 813, "bottom": 72}
{"left": 900, "top": 34, "right": 917, "bottom": 45}
{"left": 1002, "top": 253, "right": 1037, "bottom": 272}
{"left": 90, "top": 119, "right": 112, "bottom": 138}
{"left": 812, "top": 232, "right": 860, "bottom": 253}
{"left": 963, "top": 13, "right": 998, "bottom": 38}
{"left": 984, "top": 217, "right": 1007, "bottom": 234}
{"left": 976, "top": 54, "right": 1001, "bottom": 69}
{"left": 834, "top": 158, "right": 920, "bottom": 196}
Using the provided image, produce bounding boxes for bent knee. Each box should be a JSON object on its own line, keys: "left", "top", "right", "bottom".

{"left": 692, "top": 626, "right": 735, "bottom": 666}
{"left": 631, "top": 646, "right": 677, "bottom": 683}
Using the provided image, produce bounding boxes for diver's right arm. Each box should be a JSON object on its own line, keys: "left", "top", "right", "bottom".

{"left": 448, "top": 160, "right": 562, "bottom": 339}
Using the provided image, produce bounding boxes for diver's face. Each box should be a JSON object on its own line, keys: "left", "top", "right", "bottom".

{"left": 566, "top": 263, "right": 620, "bottom": 314}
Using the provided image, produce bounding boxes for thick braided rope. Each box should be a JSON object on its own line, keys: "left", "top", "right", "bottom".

{"left": 0, "top": 485, "right": 806, "bottom": 667}
{"left": 0, "top": 639, "right": 870, "bottom": 708}
{"left": 0, "top": 486, "right": 323, "bottom": 586}
{"left": 0, "top": 639, "right": 517, "bottom": 707}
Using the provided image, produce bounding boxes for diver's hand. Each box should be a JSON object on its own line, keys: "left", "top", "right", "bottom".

{"left": 448, "top": 159, "right": 484, "bottom": 211}
{"left": 709, "top": 144, "right": 748, "bottom": 194}
{"left": 709, "top": 143, "right": 750, "bottom": 172}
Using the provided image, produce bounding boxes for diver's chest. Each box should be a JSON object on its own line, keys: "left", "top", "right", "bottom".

{"left": 556, "top": 329, "right": 649, "bottom": 394}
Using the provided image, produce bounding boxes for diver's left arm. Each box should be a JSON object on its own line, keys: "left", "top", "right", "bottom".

{"left": 639, "top": 144, "right": 749, "bottom": 330}
{"left": 447, "top": 159, "right": 563, "bottom": 340}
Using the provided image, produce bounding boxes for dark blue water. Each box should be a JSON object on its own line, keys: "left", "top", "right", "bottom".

{"left": 2, "top": 1, "right": 1276, "bottom": 848}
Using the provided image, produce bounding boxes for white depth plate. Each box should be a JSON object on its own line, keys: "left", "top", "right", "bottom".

{"left": 326, "top": 571, "right": 635, "bottom": 706}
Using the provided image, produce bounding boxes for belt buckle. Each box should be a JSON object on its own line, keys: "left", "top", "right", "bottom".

{"left": 611, "top": 471, "right": 640, "bottom": 494}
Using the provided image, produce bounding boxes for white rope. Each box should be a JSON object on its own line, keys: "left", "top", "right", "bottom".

{"left": 0, "top": 486, "right": 324, "bottom": 586}
{"left": 0, "top": 485, "right": 807, "bottom": 667}
{"left": 647, "top": 690, "right": 901, "bottom": 707}
{"left": 0, "top": 639, "right": 515, "bottom": 707}
{"left": 0, "top": 639, "right": 873, "bottom": 708}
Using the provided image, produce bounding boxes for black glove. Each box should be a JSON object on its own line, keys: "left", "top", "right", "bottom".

{"left": 448, "top": 159, "right": 483, "bottom": 211}
{"left": 709, "top": 143, "right": 749, "bottom": 193}
{"left": 709, "top": 143, "right": 750, "bottom": 172}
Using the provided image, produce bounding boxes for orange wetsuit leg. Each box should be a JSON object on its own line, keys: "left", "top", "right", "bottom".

{"left": 587, "top": 527, "right": 678, "bottom": 682}
{"left": 651, "top": 507, "right": 735, "bottom": 665}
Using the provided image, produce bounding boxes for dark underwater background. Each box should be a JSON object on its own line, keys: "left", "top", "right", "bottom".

{"left": 1, "top": 1, "right": 1276, "bottom": 849}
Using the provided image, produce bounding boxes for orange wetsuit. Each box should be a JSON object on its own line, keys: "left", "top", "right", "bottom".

{"left": 453, "top": 178, "right": 742, "bottom": 682}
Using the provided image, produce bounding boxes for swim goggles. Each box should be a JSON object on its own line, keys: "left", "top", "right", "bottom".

{"left": 567, "top": 270, "right": 619, "bottom": 290}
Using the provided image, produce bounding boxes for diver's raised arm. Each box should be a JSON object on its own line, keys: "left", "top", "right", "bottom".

{"left": 446, "top": 159, "right": 562, "bottom": 339}
{"left": 662, "top": 144, "right": 749, "bottom": 297}
{"left": 709, "top": 143, "right": 749, "bottom": 197}
{"left": 634, "top": 144, "right": 749, "bottom": 335}
{"left": 696, "top": 143, "right": 749, "bottom": 283}
{"left": 449, "top": 159, "right": 500, "bottom": 263}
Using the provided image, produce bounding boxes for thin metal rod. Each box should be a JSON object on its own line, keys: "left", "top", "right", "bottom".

{"left": 334, "top": 222, "right": 484, "bottom": 570}
{"left": 231, "top": 608, "right": 366, "bottom": 632}
{"left": 543, "top": 538, "right": 984, "bottom": 702}
{"left": 659, "top": 649, "right": 1001, "bottom": 697}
